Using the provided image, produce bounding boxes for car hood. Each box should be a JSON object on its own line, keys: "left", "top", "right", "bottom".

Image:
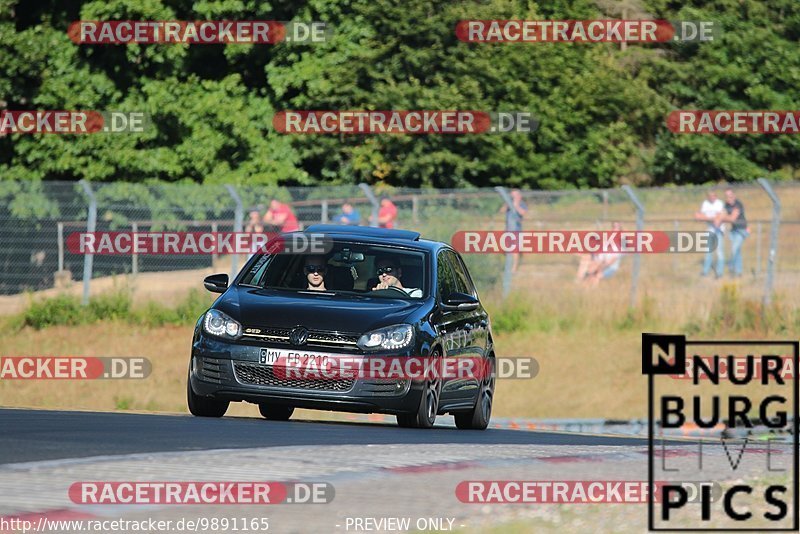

{"left": 215, "top": 287, "right": 425, "bottom": 333}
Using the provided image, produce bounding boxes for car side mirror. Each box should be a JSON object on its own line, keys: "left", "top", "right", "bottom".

{"left": 203, "top": 273, "right": 228, "bottom": 293}
{"left": 442, "top": 292, "right": 479, "bottom": 311}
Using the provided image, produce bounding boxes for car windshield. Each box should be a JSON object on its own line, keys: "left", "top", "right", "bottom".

{"left": 239, "top": 241, "right": 427, "bottom": 299}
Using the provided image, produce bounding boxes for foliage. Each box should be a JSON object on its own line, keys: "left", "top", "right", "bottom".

{"left": 18, "top": 287, "right": 210, "bottom": 329}
{"left": 1, "top": 0, "right": 799, "bottom": 188}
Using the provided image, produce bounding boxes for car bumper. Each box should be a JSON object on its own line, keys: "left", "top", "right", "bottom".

{"left": 189, "top": 335, "right": 424, "bottom": 415}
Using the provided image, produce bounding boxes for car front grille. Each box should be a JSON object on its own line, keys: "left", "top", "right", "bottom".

{"left": 241, "top": 327, "right": 360, "bottom": 351}
{"left": 232, "top": 361, "right": 355, "bottom": 392}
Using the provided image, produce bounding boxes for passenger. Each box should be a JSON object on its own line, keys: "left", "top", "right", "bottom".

{"left": 303, "top": 255, "right": 328, "bottom": 291}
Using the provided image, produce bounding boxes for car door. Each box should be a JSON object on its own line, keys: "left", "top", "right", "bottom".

{"left": 449, "top": 251, "right": 489, "bottom": 359}
{"left": 445, "top": 250, "right": 488, "bottom": 391}
{"left": 436, "top": 250, "right": 476, "bottom": 401}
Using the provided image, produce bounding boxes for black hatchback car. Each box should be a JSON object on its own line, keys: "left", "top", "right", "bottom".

{"left": 187, "top": 225, "right": 495, "bottom": 429}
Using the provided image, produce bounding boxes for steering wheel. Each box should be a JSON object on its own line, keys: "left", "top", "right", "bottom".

{"left": 377, "top": 284, "right": 408, "bottom": 295}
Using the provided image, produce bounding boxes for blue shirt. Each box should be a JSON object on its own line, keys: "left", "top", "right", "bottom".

{"left": 337, "top": 209, "right": 361, "bottom": 225}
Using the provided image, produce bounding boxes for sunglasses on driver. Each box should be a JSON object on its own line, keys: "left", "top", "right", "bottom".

{"left": 376, "top": 266, "right": 399, "bottom": 276}
{"left": 304, "top": 264, "right": 327, "bottom": 274}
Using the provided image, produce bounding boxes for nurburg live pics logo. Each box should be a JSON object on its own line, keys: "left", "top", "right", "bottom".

{"left": 642, "top": 333, "right": 799, "bottom": 531}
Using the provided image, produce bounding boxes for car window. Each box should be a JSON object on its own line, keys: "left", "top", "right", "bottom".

{"left": 437, "top": 250, "right": 458, "bottom": 302}
{"left": 239, "top": 242, "right": 427, "bottom": 299}
{"left": 241, "top": 254, "right": 271, "bottom": 286}
{"left": 448, "top": 251, "right": 476, "bottom": 296}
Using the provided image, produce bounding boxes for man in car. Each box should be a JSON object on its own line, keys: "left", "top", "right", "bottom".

{"left": 303, "top": 255, "right": 328, "bottom": 291}
{"left": 371, "top": 256, "right": 422, "bottom": 297}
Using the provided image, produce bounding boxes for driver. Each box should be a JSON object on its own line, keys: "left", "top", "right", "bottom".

{"left": 372, "top": 256, "right": 422, "bottom": 297}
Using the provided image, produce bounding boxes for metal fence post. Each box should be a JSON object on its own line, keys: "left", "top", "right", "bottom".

{"left": 494, "top": 186, "right": 514, "bottom": 299}
{"left": 359, "top": 183, "right": 380, "bottom": 228}
{"left": 78, "top": 180, "right": 96, "bottom": 306}
{"left": 57, "top": 222, "right": 64, "bottom": 272}
{"left": 321, "top": 200, "right": 329, "bottom": 223}
{"left": 412, "top": 195, "right": 419, "bottom": 223}
{"left": 621, "top": 185, "right": 644, "bottom": 308}
{"left": 211, "top": 222, "right": 218, "bottom": 269}
{"left": 225, "top": 185, "right": 244, "bottom": 280}
{"left": 757, "top": 178, "right": 780, "bottom": 305}
{"left": 131, "top": 222, "right": 138, "bottom": 278}
{"left": 755, "top": 221, "right": 762, "bottom": 278}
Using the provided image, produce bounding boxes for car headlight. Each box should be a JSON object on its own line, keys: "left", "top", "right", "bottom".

{"left": 203, "top": 309, "right": 242, "bottom": 339}
{"left": 357, "top": 324, "right": 414, "bottom": 351}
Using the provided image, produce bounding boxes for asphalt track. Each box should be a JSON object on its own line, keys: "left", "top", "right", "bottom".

{"left": 0, "top": 408, "right": 651, "bottom": 465}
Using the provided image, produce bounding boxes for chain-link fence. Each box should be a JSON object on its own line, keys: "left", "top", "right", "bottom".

{"left": 0, "top": 180, "right": 794, "bottom": 311}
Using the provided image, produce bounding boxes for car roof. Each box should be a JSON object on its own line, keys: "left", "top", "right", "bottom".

{"left": 303, "top": 224, "right": 445, "bottom": 253}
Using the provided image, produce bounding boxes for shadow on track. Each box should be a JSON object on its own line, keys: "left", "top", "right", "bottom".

{"left": 1, "top": 408, "right": 653, "bottom": 464}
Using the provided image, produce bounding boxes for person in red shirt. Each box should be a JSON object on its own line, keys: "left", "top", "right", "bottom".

{"left": 375, "top": 197, "right": 398, "bottom": 229}
{"left": 263, "top": 199, "right": 300, "bottom": 232}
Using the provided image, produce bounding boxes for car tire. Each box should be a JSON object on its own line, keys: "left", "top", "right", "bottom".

{"left": 396, "top": 351, "right": 442, "bottom": 429}
{"left": 258, "top": 404, "right": 294, "bottom": 421}
{"left": 187, "top": 372, "right": 229, "bottom": 418}
{"left": 454, "top": 356, "right": 494, "bottom": 430}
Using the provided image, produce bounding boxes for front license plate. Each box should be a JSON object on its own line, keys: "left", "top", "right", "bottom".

{"left": 259, "top": 348, "right": 281, "bottom": 365}
{"left": 259, "top": 348, "right": 342, "bottom": 368}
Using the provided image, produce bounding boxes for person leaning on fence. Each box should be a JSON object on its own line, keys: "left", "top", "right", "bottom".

{"left": 263, "top": 199, "right": 300, "bottom": 233}
{"left": 694, "top": 190, "right": 725, "bottom": 279}
{"left": 499, "top": 189, "right": 528, "bottom": 273}
{"left": 718, "top": 188, "right": 749, "bottom": 278}
{"left": 369, "top": 197, "right": 398, "bottom": 229}
{"left": 335, "top": 201, "right": 361, "bottom": 225}
{"left": 244, "top": 206, "right": 266, "bottom": 259}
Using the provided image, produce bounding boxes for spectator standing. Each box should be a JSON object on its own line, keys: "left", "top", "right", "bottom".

{"left": 335, "top": 202, "right": 361, "bottom": 225}
{"left": 245, "top": 207, "right": 264, "bottom": 234}
{"left": 374, "top": 197, "right": 398, "bottom": 229}
{"left": 499, "top": 189, "right": 528, "bottom": 273}
{"left": 263, "top": 199, "right": 300, "bottom": 232}
{"left": 720, "top": 188, "right": 748, "bottom": 277}
{"left": 244, "top": 206, "right": 265, "bottom": 259}
{"left": 694, "top": 190, "right": 725, "bottom": 278}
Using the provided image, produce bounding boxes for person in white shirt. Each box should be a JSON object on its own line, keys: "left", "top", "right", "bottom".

{"left": 694, "top": 190, "right": 725, "bottom": 278}
{"left": 371, "top": 257, "right": 422, "bottom": 298}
